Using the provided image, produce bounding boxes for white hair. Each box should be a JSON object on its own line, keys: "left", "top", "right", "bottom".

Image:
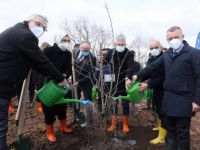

{"left": 115, "top": 34, "right": 126, "bottom": 42}
{"left": 26, "top": 14, "right": 48, "bottom": 23}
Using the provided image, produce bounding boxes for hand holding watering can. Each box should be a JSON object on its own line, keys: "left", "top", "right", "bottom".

{"left": 36, "top": 78, "right": 90, "bottom": 107}
{"left": 116, "top": 76, "right": 151, "bottom": 103}
{"left": 58, "top": 78, "right": 68, "bottom": 87}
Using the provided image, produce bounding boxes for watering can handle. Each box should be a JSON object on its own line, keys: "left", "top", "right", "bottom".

{"left": 43, "top": 77, "right": 50, "bottom": 85}
{"left": 43, "top": 77, "right": 68, "bottom": 89}
{"left": 130, "top": 80, "right": 136, "bottom": 87}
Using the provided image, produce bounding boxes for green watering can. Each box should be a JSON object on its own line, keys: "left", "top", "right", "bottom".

{"left": 116, "top": 81, "right": 151, "bottom": 103}
{"left": 36, "top": 79, "right": 89, "bottom": 107}
{"left": 92, "top": 86, "right": 97, "bottom": 102}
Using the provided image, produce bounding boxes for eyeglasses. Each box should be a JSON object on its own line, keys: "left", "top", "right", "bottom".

{"left": 30, "top": 20, "right": 47, "bottom": 31}
{"left": 150, "top": 47, "right": 159, "bottom": 50}
{"left": 61, "top": 39, "right": 71, "bottom": 43}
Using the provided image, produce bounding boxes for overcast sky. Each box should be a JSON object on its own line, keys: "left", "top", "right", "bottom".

{"left": 1, "top": 0, "right": 200, "bottom": 48}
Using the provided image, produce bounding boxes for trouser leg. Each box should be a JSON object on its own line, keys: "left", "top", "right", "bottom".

{"left": 177, "top": 117, "right": 191, "bottom": 150}
{"left": 0, "top": 98, "right": 9, "bottom": 150}
{"left": 165, "top": 116, "right": 178, "bottom": 150}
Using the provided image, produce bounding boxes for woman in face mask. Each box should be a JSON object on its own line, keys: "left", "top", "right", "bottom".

{"left": 41, "top": 32, "right": 73, "bottom": 142}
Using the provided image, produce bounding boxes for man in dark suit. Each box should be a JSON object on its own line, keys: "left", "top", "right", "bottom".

{"left": 133, "top": 26, "right": 200, "bottom": 150}
{"left": 0, "top": 14, "right": 67, "bottom": 150}
{"left": 73, "top": 41, "right": 96, "bottom": 126}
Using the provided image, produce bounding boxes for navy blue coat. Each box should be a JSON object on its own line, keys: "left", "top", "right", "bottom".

{"left": 137, "top": 41, "right": 200, "bottom": 117}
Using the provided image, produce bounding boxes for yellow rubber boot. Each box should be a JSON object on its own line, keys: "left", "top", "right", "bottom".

{"left": 60, "top": 119, "right": 72, "bottom": 133}
{"left": 150, "top": 127, "right": 167, "bottom": 144}
{"left": 107, "top": 116, "right": 116, "bottom": 132}
{"left": 153, "top": 118, "right": 161, "bottom": 131}
{"left": 122, "top": 116, "right": 129, "bottom": 133}
{"left": 46, "top": 124, "right": 56, "bottom": 142}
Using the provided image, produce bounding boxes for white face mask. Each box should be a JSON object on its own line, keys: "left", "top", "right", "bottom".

{"left": 30, "top": 26, "right": 44, "bottom": 38}
{"left": 150, "top": 48, "right": 161, "bottom": 57}
{"left": 169, "top": 38, "right": 183, "bottom": 50}
{"left": 116, "top": 46, "right": 125, "bottom": 52}
{"left": 58, "top": 43, "right": 71, "bottom": 51}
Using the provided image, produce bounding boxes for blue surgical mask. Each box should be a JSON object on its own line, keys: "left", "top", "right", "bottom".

{"left": 82, "top": 51, "right": 89, "bottom": 57}
{"left": 150, "top": 48, "right": 161, "bottom": 57}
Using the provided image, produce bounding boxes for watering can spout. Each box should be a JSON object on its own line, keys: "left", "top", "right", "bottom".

{"left": 80, "top": 100, "right": 90, "bottom": 105}
{"left": 36, "top": 78, "right": 91, "bottom": 107}
{"left": 55, "top": 99, "right": 90, "bottom": 105}
{"left": 116, "top": 81, "right": 151, "bottom": 103}
{"left": 117, "top": 95, "right": 132, "bottom": 101}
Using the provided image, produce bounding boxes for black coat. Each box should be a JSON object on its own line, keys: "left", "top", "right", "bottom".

{"left": 74, "top": 50, "right": 96, "bottom": 87}
{"left": 131, "top": 60, "right": 140, "bottom": 75}
{"left": 0, "top": 22, "right": 64, "bottom": 98}
{"left": 105, "top": 48, "right": 136, "bottom": 96}
{"left": 43, "top": 43, "right": 72, "bottom": 79}
{"left": 137, "top": 41, "right": 200, "bottom": 117}
{"left": 146, "top": 52, "right": 165, "bottom": 114}
{"left": 146, "top": 52, "right": 165, "bottom": 89}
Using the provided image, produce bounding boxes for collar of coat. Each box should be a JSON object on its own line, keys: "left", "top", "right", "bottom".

{"left": 167, "top": 40, "right": 190, "bottom": 57}
{"left": 22, "top": 21, "right": 39, "bottom": 43}
{"left": 53, "top": 43, "right": 69, "bottom": 54}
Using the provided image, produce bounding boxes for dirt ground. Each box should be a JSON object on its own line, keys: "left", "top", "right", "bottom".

{"left": 7, "top": 101, "right": 200, "bottom": 150}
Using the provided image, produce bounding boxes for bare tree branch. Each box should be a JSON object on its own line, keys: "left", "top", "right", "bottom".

{"left": 105, "top": 3, "right": 115, "bottom": 44}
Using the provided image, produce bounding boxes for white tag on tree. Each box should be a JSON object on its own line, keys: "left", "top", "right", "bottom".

{"left": 104, "top": 74, "right": 115, "bottom": 82}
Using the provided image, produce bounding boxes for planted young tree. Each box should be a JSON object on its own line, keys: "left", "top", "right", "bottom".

{"left": 59, "top": 12, "right": 148, "bottom": 133}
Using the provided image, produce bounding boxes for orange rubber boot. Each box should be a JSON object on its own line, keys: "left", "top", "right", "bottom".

{"left": 46, "top": 124, "right": 56, "bottom": 142}
{"left": 9, "top": 100, "right": 14, "bottom": 113}
{"left": 107, "top": 116, "right": 116, "bottom": 132}
{"left": 60, "top": 119, "right": 72, "bottom": 133}
{"left": 122, "top": 116, "right": 129, "bottom": 132}
{"left": 37, "top": 102, "right": 43, "bottom": 113}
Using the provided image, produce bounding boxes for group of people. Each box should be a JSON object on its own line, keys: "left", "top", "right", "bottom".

{"left": 132, "top": 26, "right": 200, "bottom": 150}
{"left": 0, "top": 14, "right": 200, "bottom": 150}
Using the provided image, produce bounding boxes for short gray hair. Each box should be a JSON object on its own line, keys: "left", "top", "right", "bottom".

{"left": 167, "top": 26, "right": 182, "bottom": 33}
{"left": 115, "top": 34, "right": 126, "bottom": 42}
{"left": 26, "top": 14, "right": 48, "bottom": 23}
{"left": 80, "top": 40, "right": 91, "bottom": 46}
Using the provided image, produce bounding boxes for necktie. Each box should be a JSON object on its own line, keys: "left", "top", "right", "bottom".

{"left": 173, "top": 51, "right": 178, "bottom": 56}
{"left": 77, "top": 55, "right": 84, "bottom": 63}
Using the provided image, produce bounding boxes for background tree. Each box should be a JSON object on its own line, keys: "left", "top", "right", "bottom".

{"left": 60, "top": 17, "right": 112, "bottom": 55}
{"left": 128, "top": 36, "right": 149, "bottom": 67}
{"left": 60, "top": 16, "right": 149, "bottom": 125}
